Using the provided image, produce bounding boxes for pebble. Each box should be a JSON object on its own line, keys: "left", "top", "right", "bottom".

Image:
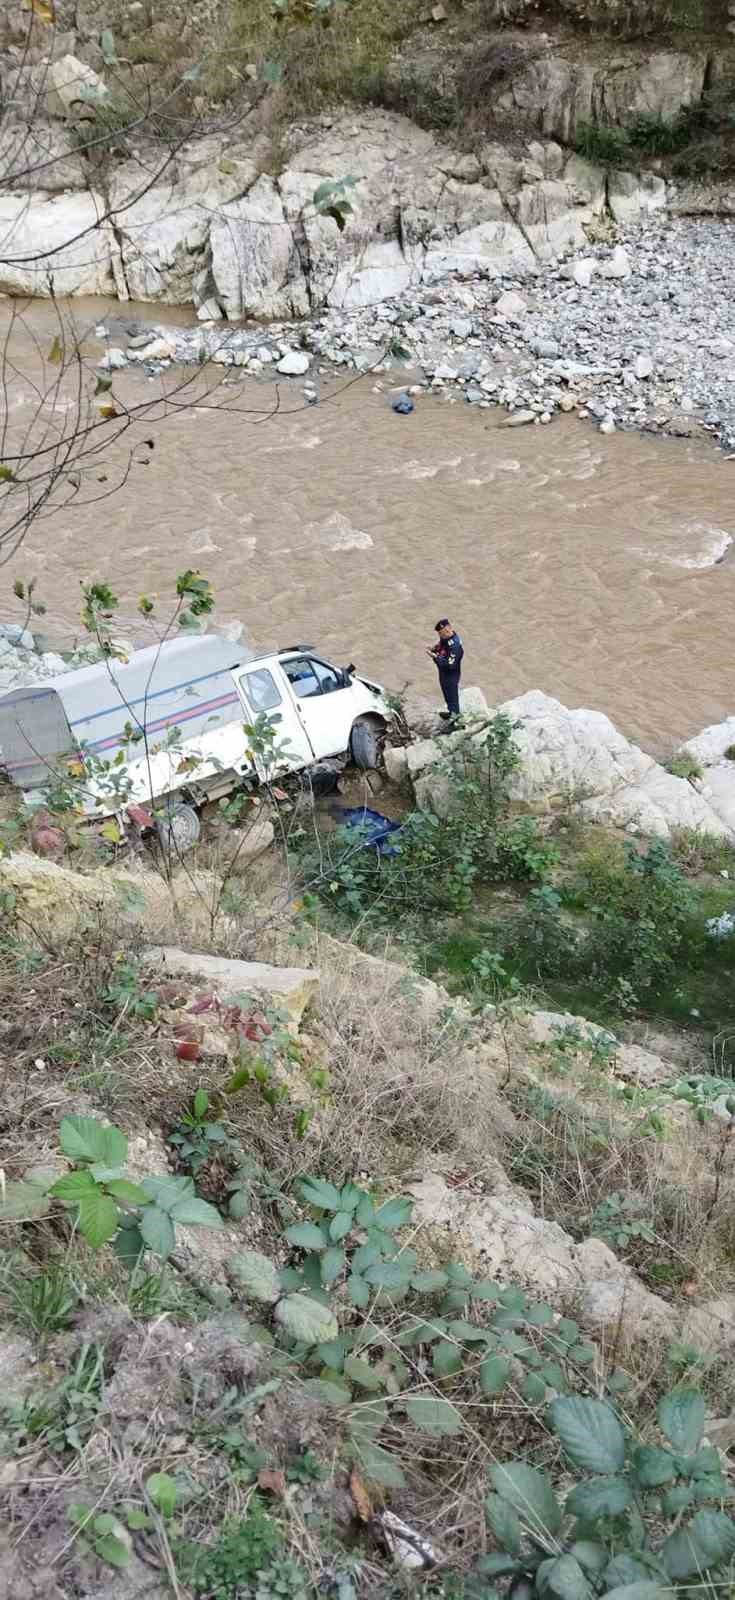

{"left": 98, "top": 347, "right": 127, "bottom": 369}
{"left": 634, "top": 353, "right": 653, "bottom": 380}
{"left": 495, "top": 290, "right": 527, "bottom": 319}
{"left": 504, "top": 409, "right": 536, "bottom": 427}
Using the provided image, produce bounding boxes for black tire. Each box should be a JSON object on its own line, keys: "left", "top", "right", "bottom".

{"left": 155, "top": 802, "right": 201, "bottom": 856}
{"left": 350, "top": 717, "right": 383, "bottom": 770}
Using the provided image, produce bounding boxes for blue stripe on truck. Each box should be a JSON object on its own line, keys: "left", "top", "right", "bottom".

{"left": 69, "top": 664, "right": 241, "bottom": 728}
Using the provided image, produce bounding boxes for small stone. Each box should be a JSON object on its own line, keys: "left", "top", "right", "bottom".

{"left": 256, "top": 346, "right": 274, "bottom": 363}
{"left": 533, "top": 338, "right": 560, "bottom": 359}
{"left": 540, "top": 411, "right": 552, "bottom": 423}
{"left": 495, "top": 290, "right": 527, "bottom": 320}
{"left": 559, "top": 394, "right": 575, "bottom": 412}
{"left": 503, "top": 409, "right": 536, "bottom": 427}
{"left": 433, "top": 363, "right": 458, "bottom": 381}
{"left": 0, "top": 624, "right": 35, "bottom": 650}
{"left": 601, "top": 246, "right": 632, "bottom": 280}
{"left": 450, "top": 317, "right": 473, "bottom": 339}
{"left": 128, "top": 337, "right": 175, "bottom": 362}
{"left": 98, "top": 347, "right": 127, "bottom": 370}
{"left": 277, "top": 350, "right": 310, "bottom": 376}
{"left": 573, "top": 259, "right": 596, "bottom": 288}
{"left": 599, "top": 414, "right": 616, "bottom": 434}
{"left": 634, "top": 353, "right": 653, "bottom": 380}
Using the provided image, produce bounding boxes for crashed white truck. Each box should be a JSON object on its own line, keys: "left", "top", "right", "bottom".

{"left": 0, "top": 634, "right": 393, "bottom": 846}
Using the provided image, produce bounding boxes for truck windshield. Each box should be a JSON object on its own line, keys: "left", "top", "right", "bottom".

{"left": 240, "top": 668, "right": 281, "bottom": 712}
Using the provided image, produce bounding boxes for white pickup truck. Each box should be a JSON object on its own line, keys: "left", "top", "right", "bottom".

{"left": 0, "top": 634, "right": 393, "bottom": 833}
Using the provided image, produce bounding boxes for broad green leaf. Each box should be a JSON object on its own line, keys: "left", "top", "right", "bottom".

{"left": 566, "top": 1477, "right": 632, "bottom": 1518}
{"left": 344, "top": 1354, "right": 383, "bottom": 1391}
{"left": 320, "top": 1246, "right": 344, "bottom": 1285}
{"left": 662, "top": 1509, "right": 735, "bottom": 1581}
{"left": 549, "top": 1396, "right": 625, "bottom": 1474}
{"left": 490, "top": 1463, "right": 562, "bottom": 1536}
{"left": 521, "top": 1372, "right": 547, "bottom": 1405}
{"left": 405, "top": 1396, "right": 463, "bottom": 1435}
{"left": 298, "top": 1176, "right": 342, "bottom": 1211}
{"left": 59, "top": 1115, "right": 127, "bottom": 1167}
{"left": 374, "top": 1196, "right": 413, "bottom": 1229}
{"left": 339, "top": 1182, "right": 363, "bottom": 1212}
{"left": 347, "top": 1273, "right": 370, "bottom": 1308}
{"left": 348, "top": 1398, "right": 389, "bottom": 1439}
{"left": 229, "top": 1249, "right": 281, "bottom": 1303}
{"left": 448, "top": 1318, "right": 492, "bottom": 1344}
{"left": 470, "top": 1277, "right": 502, "bottom": 1302}
{"left": 485, "top": 1492, "right": 522, "bottom": 1556}
{"left": 355, "top": 1440, "right": 407, "bottom": 1488}
{"left": 446, "top": 1262, "right": 473, "bottom": 1287}
{"left": 146, "top": 1472, "right": 177, "bottom": 1518}
{"left": 411, "top": 1269, "right": 448, "bottom": 1293}
{"left": 658, "top": 1389, "right": 705, "bottom": 1454}
{"left": 78, "top": 1190, "right": 119, "bottom": 1248}
{"left": 139, "top": 1204, "right": 175, "bottom": 1258}
{"left": 126, "top": 1510, "right": 151, "bottom": 1530}
{"left": 351, "top": 1243, "right": 380, "bottom": 1274}
{"left": 95, "top": 1532, "right": 130, "bottom": 1569}
{"left": 141, "top": 1174, "right": 195, "bottom": 1213}
{"left": 603, "top": 1588, "right": 667, "bottom": 1600}
{"left": 569, "top": 1542, "right": 607, "bottom": 1574}
{"left": 329, "top": 1210, "right": 353, "bottom": 1242}
{"left": 689, "top": 1445, "right": 722, "bottom": 1478}
{"left": 433, "top": 1340, "right": 463, "bottom": 1379}
{"left": 662, "top": 1485, "right": 694, "bottom": 1515}
{"left": 317, "top": 1339, "right": 346, "bottom": 1371}
{"left": 498, "top": 1331, "right": 533, "bottom": 1357}
{"left": 526, "top": 1302, "right": 555, "bottom": 1325}
{"left": 49, "top": 1171, "right": 97, "bottom": 1202}
{"left": 603, "top": 1556, "right": 651, "bottom": 1590}
{"left": 480, "top": 1355, "right": 512, "bottom": 1396}
{"left": 677, "top": 1509, "right": 735, "bottom": 1570}
{"left": 170, "top": 1196, "right": 224, "bottom": 1229}
{"left": 364, "top": 1260, "right": 413, "bottom": 1290}
{"left": 113, "top": 1224, "right": 144, "bottom": 1268}
{"left": 275, "top": 1294, "right": 339, "bottom": 1345}
{"left": 366, "top": 1226, "right": 400, "bottom": 1256}
{"left": 286, "top": 1221, "right": 328, "bottom": 1251}
{"left": 104, "top": 1179, "right": 150, "bottom": 1206}
{"left": 355, "top": 1193, "right": 375, "bottom": 1226}
{"left": 301, "top": 1377, "right": 351, "bottom": 1406}
{"left": 540, "top": 1360, "right": 567, "bottom": 1390}
{"left": 632, "top": 1445, "right": 677, "bottom": 1488}
{"left": 89, "top": 1165, "right": 125, "bottom": 1182}
{"left": 570, "top": 1341, "right": 596, "bottom": 1365}
{"left": 541, "top": 1555, "right": 591, "bottom": 1600}
{"left": 229, "top": 1190, "right": 251, "bottom": 1221}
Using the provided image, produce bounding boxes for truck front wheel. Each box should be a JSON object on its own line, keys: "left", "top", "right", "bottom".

{"left": 350, "top": 717, "right": 384, "bottom": 770}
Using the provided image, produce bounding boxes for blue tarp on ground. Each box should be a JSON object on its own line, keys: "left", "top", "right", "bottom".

{"left": 338, "top": 806, "right": 402, "bottom": 857}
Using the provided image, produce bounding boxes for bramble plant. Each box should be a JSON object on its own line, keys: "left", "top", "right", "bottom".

{"left": 229, "top": 1176, "right": 609, "bottom": 1489}
{"left": 480, "top": 1391, "right": 735, "bottom": 1598}
{"left": 168, "top": 1088, "right": 229, "bottom": 1173}
{"left": 588, "top": 1190, "right": 657, "bottom": 1252}
{"left": 0, "top": 1116, "right": 223, "bottom": 1262}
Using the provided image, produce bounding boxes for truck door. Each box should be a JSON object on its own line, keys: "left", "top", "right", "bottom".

{"left": 280, "top": 655, "right": 356, "bottom": 760}
{"left": 236, "top": 662, "right": 314, "bottom": 776}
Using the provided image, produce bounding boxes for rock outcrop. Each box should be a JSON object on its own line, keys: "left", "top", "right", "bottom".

{"left": 410, "top": 688, "right": 733, "bottom": 840}
{"left": 0, "top": 103, "right": 656, "bottom": 312}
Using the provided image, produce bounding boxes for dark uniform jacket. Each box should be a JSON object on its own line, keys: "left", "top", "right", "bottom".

{"left": 433, "top": 632, "right": 464, "bottom": 675}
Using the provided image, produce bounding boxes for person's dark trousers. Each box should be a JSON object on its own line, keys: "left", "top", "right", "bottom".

{"left": 439, "top": 671, "right": 461, "bottom": 716}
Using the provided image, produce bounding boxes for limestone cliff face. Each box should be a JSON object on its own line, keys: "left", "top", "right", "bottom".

{"left": 0, "top": 0, "right": 731, "bottom": 311}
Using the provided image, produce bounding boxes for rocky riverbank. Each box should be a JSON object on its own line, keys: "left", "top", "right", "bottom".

{"left": 87, "top": 207, "right": 735, "bottom": 452}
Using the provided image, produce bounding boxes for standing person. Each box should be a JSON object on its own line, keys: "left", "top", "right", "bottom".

{"left": 428, "top": 618, "right": 464, "bottom": 721}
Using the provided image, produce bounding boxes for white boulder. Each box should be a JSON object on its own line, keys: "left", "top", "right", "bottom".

{"left": 410, "top": 689, "right": 732, "bottom": 839}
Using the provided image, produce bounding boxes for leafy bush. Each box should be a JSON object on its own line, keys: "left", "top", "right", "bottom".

{"left": 302, "top": 716, "right": 556, "bottom": 923}
{"left": 229, "top": 1175, "right": 612, "bottom": 1489}
{"left": 480, "top": 1390, "right": 735, "bottom": 1597}
{"left": 0, "top": 1116, "right": 224, "bottom": 1263}
{"left": 574, "top": 122, "right": 631, "bottom": 166}
{"left": 571, "top": 838, "right": 694, "bottom": 1000}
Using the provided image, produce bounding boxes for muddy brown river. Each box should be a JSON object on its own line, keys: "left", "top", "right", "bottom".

{"left": 3, "top": 298, "right": 735, "bottom": 752}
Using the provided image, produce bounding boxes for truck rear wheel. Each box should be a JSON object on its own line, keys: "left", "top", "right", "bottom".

{"left": 155, "top": 802, "right": 201, "bottom": 856}
{"left": 350, "top": 717, "right": 383, "bottom": 770}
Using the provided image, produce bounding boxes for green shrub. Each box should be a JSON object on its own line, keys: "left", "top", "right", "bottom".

{"left": 479, "top": 1390, "right": 735, "bottom": 1598}
{"left": 666, "top": 753, "right": 703, "bottom": 782}
{"left": 574, "top": 122, "right": 631, "bottom": 166}
{"left": 180, "top": 1501, "right": 283, "bottom": 1598}
{"left": 571, "top": 838, "right": 694, "bottom": 1000}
